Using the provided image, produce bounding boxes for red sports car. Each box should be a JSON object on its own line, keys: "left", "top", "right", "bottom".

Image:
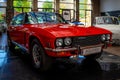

{"left": 8, "top": 12, "right": 112, "bottom": 71}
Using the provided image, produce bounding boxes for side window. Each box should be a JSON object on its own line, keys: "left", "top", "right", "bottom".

{"left": 37, "top": 14, "right": 46, "bottom": 23}
{"left": 28, "top": 15, "right": 35, "bottom": 24}
{"left": 46, "top": 13, "right": 56, "bottom": 22}
{"left": 46, "top": 15, "right": 52, "bottom": 22}
{"left": 104, "top": 17, "right": 112, "bottom": 24}
{"left": 95, "top": 17, "right": 104, "bottom": 24}
{"left": 37, "top": 16, "right": 43, "bottom": 23}
{"left": 113, "top": 18, "right": 119, "bottom": 25}
{"left": 11, "top": 17, "right": 16, "bottom": 25}
{"left": 11, "top": 13, "right": 24, "bottom": 25}
{"left": 25, "top": 14, "right": 36, "bottom": 24}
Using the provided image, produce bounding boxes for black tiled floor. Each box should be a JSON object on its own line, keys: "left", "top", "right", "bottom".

{"left": 0, "top": 33, "right": 120, "bottom": 80}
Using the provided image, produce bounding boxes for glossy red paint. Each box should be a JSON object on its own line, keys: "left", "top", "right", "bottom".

{"left": 43, "top": 24, "right": 111, "bottom": 37}
{"left": 8, "top": 22, "right": 112, "bottom": 57}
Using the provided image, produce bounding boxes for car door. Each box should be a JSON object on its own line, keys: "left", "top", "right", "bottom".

{"left": 9, "top": 13, "right": 26, "bottom": 46}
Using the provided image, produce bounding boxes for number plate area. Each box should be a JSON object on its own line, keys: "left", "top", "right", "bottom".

{"left": 82, "top": 46, "right": 102, "bottom": 56}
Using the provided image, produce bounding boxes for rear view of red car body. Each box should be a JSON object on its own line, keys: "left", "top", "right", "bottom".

{"left": 8, "top": 12, "right": 112, "bottom": 71}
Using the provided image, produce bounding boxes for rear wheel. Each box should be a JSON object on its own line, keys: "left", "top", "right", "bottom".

{"left": 30, "top": 39, "right": 52, "bottom": 71}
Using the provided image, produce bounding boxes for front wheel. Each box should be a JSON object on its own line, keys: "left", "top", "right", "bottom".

{"left": 30, "top": 39, "right": 52, "bottom": 71}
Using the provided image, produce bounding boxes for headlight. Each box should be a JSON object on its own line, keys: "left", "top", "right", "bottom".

{"left": 101, "top": 34, "right": 106, "bottom": 41}
{"left": 56, "top": 38, "right": 63, "bottom": 47}
{"left": 64, "top": 38, "right": 72, "bottom": 46}
{"left": 106, "top": 34, "right": 110, "bottom": 40}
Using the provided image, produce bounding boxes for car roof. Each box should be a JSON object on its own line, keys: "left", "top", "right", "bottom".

{"left": 96, "top": 16, "right": 118, "bottom": 19}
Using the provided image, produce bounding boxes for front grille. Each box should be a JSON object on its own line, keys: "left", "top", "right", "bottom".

{"left": 72, "top": 35, "right": 101, "bottom": 47}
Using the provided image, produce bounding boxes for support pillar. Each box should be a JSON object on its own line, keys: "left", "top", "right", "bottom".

{"left": 91, "top": 0, "right": 100, "bottom": 25}
{"left": 32, "top": 0, "right": 38, "bottom": 11}
{"left": 6, "top": 0, "right": 14, "bottom": 25}
{"left": 54, "top": 0, "right": 60, "bottom": 13}
{"left": 74, "top": 0, "right": 79, "bottom": 21}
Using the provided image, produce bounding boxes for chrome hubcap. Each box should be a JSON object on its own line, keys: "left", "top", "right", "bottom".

{"left": 32, "top": 44, "right": 41, "bottom": 68}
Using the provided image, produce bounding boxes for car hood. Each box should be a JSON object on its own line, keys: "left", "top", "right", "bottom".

{"left": 42, "top": 24, "right": 112, "bottom": 37}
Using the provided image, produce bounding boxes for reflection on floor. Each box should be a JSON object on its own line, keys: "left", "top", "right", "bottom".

{"left": 104, "top": 46, "right": 120, "bottom": 56}
{"left": 0, "top": 33, "right": 120, "bottom": 80}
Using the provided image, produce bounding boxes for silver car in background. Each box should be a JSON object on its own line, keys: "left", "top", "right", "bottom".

{"left": 94, "top": 16, "right": 120, "bottom": 45}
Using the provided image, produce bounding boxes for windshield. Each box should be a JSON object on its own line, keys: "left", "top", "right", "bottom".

{"left": 34, "top": 12, "right": 67, "bottom": 24}
{"left": 95, "top": 17, "right": 119, "bottom": 25}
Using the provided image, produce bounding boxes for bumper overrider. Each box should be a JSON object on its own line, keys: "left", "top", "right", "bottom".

{"left": 45, "top": 41, "right": 112, "bottom": 52}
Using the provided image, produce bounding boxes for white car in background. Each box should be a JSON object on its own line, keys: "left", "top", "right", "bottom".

{"left": 94, "top": 16, "right": 120, "bottom": 45}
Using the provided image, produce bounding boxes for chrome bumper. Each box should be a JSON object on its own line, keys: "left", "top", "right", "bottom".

{"left": 45, "top": 47, "right": 77, "bottom": 52}
{"left": 45, "top": 44, "right": 104, "bottom": 52}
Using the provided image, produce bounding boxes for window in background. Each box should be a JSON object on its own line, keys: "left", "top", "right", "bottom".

{"left": 0, "top": 0, "right": 6, "bottom": 22}
{"left": 38, "top": 0, "right": 54, "bottom": 12}
{"left": 13, "top": 0, "right": 32, "bottom": 15}
{"left": 79, "top": 0, "right": 92, "bottom": 26}
{"left": 60, "top": 0, "right": 74, "bottom": 21}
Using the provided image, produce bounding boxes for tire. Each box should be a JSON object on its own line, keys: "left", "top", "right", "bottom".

{"left": 30, "top": 39, "right": 52, "bottom": 71}
{"left": 85, "top": 51, "right": 103, "bottom": 59}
